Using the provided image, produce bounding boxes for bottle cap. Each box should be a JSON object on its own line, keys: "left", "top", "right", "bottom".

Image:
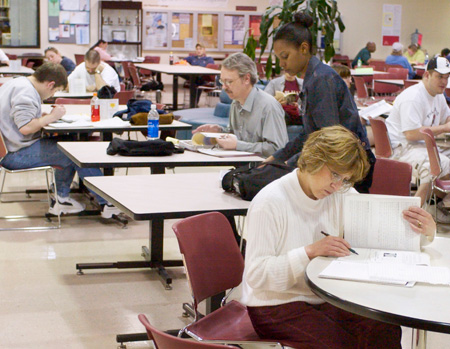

{"left": 93, "top": 92, "right": 97, "bottom": 97}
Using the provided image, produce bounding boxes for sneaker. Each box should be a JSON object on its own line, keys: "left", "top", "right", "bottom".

{"left": 48, "top": 195, "right": 86, "bottom": 215}
{"left": 435, "top": 202, "right": 450, "bottom": 224}
{"left": 101, "top": 203, "right": 121, "bottom": 219}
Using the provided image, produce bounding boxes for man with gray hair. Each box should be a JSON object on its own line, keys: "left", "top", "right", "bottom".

{"left": 193, "top": 52, "right": 288, "bottom": 157}
{"left": 68, "top": 49, "right": 120, "bottom": 92}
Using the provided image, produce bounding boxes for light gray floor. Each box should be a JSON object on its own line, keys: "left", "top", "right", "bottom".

{"left": 1, "top": 106, "right": 449, "bottom": 348}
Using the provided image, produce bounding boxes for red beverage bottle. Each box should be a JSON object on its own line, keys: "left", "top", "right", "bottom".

{"left": 91, "top": 92, "right": 100, "bottom": 122}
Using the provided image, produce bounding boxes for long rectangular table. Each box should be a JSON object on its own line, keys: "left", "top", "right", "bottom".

{"left": 135, "top": 63, "right": 221, "bottom": 109}
{"left": 82, "top": 173, "right": 250, "bottom": 289}
{"left": 57, "top": 141, "right": 263, "bottom": 174}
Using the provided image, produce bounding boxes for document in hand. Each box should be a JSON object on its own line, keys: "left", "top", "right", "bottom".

{"left": 319, "top": 194, "right": 450, "bottom": 286}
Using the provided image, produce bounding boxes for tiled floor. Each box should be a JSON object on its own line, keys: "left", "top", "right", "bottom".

{"left": 1, "top": 109, "right": 449, "bottom": 348}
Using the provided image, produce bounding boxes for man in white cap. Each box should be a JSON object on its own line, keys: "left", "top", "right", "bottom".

{"left": 386, "top": 56, "right": 450, "bottom": 221}
{"left": 385, "top": 42, "right": 415, "bottom": 78}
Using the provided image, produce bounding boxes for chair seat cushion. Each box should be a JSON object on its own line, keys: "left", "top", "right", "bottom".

{"left": 435, "top": 178, "right": 450, "bottom": 192}
{"left": 186, "top": 300, "right": 260, "bottom": 341}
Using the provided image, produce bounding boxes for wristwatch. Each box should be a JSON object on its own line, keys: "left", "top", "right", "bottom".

{"left": 95, "top": 70, "right": 101, "bottom": 74}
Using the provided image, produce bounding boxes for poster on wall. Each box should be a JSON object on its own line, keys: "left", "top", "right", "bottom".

{"left": 382, "top": 4, "right": 401, "bottom": 46}
{"left": 48, "top": 0, "right": 90, "bottom": 44}
{"left": 156, "top": 0, "right": 228, "bottom": 8}
{"left": 143, "top": 11, "right": 168, "bottom": 49}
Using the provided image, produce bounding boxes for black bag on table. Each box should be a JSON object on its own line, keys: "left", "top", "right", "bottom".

{"left": 106, "top": 138, "right": 184, "bottom": 156}
{"left": 141, "top": 79, "right": 164, "bottom": 91}
{"left": 222, "top": 161, "right": 295, "bottom": 201}
{"left": 97, "top": 85, "right": 117, "bottom": 99}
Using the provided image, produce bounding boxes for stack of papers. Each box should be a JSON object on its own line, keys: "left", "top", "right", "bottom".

{"left": 359, "top": 100, "right": 393, "bottom": 120}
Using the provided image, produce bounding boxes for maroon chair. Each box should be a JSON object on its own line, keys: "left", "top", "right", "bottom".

{"left": 114, "top": 90, "right": 135, "bottom": 104}
{"left": 74, "top": 54, "right": 84, "bottom": 66}
{"left": 369, "top": 158, "right": 412, "bottom": 196}
{"left": 369, "top": 59, "right": 387, "bottom": 72}
{"left": 140, "top": 56, "right": 161, "bottom": 79}
{"left": 369, "top": 117, "right": 393, "bottom": 158}
{"left": 127, "top": 64, "right": 142, "bottom": 90}
{"left": 55, "top": 98, "right": 90, "bottom": 105}
{"left": 138, "top": 314, "right": 232, "bottom": 349}
{"left": 387, "top": 67, "right": 409, "bottom": 80}
{"left": 172, "top": 212, "right": 288, "bottom": 347}
{"left": 404, "top": 79, "right": 419, "bottom": 89}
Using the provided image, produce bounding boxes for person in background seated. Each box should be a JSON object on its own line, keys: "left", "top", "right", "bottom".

{"left": 404, "top": 44, "right": 425, "bottom": 65}
{"left": 351, "top": 41, "right": 376, "bottom": 68}
{"left": 184, "top": 43, "right": 215, "bottom": 104}
{"left": 385, "top": 56, "right": 450, "bottom": 222}
{"left": 332, "top": 64, "right": 374, "bottom": 147}
{"left": 185, "top": 43, "right": 214, "bottom": 67}
{"left": 0, "top": 48, "right": 9, "bottom": 66}
{"left": 68, "top": 49, "right": 120, "bottom": 92}
{"left": 264, "top": 72, "right": 303, "bottom": 126}
{"left": 192, "top": 52, "right": 288, "bottom": 158}
{"left": 90, "top": 39, "right": 112, "bottom": 61}
{"left": 385, "top": 42, "right": 415, "bottom": 79}
{"left": 243, "top": 125, "right": 434, "bottom": 348}
{"left": 44, "top": 47, "right": 76, "bottom": 75}
{"left": 0, "top": 63, "right": 120, "bottom": 218}
{"left": 265, "top": 11, "right": 375, "bottom": 193}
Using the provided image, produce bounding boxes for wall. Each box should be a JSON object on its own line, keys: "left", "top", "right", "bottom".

{"left": 5, "top": 0, "right": 450, "bottom": 64}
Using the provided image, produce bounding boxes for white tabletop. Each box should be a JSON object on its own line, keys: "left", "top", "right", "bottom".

{"left": 0, "top": 66, "right": 35, "bottom": 75}
{"left": 53, "top": 91, "right": 94, "bottom": 98}
{"left": 84, "top": 172, "right": 250, "bottom": 220}
{"left": 135, "top": 63, "right": 220, "bottom": 75}
{"left": 351, "top": 69, "right": 390, "bottom": 76}
{"left": 41, "top": 104, "right": 124, "bottom": 115}
{"left": 373, "top": 79, "right": 405, "bottom": 86}
{"left": 306, "top": 237, "right": 450, "bottom": 333}
{"left": 58, "top": 141, "right": 263, "bottom": 169}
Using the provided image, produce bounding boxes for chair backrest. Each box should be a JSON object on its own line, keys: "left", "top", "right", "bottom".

{"left": 114, "top": 90, "right": 135, "bottom": 104}
{"left": 55, "top": 98, "right": 90, "bottom": 105}
{"left": 353, "top": 76, "right": 369, "bottom": 99}
{"left": 74, "top": 54, "right": 84, "bottom": 66}
{"left": 369, "top": 117, "right": 393, "bottom": 158}
{"left": 387, "top": 67, "right": 408, "bottom": 80}
{"left": 144, "top": 56, "right": 161, "bottom": 63}
{"left": 369, "top": 158, "right": 412, "bottom": 196}
{"left": 172, "top": 212, "right": 245, "bottom": 307}
{"left": 256, "top": 62, "right": 266, "bottom": 79}
{"left": 128, "top": 64, "right": 142, "bottom": 89}
{"left": 373, "top": 80, "right": 402, "bottom": 95}
{"left": 404, "top": 80, "right": 419, "bottom": 89}
{"left": 138, "top": 314, "right": 230, "bottom": 349}
{"left": 121, "top": 61, "right": 131, "bottom": 81}
{"left": 0, "top": 131, "right": 8, "bottom": 158}
{"left": 420, "top": 128, "right": 442, "bottom": 178}
{"left": 369, "top": 59, "right": 387, "bottom": 72}
{"left": 203, "top": 63, "right": 220, "bottom": 83}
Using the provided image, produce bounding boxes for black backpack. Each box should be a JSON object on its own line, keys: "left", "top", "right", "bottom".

{"left": 106, "top": 138, "right": 184, "bottom": 156}
{"left": 222, "top": 161, "right": 295, "bottom": 201}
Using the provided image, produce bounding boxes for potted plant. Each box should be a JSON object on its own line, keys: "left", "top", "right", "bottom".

{"left": 244, "top": 0, "right": 345, "bottom": 79}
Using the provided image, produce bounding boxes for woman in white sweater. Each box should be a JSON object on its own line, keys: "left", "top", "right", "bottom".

{"left": 242, "top": 125, "right": 435, "bottom": 348}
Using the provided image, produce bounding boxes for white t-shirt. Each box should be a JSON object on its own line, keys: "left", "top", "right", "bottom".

{"left": 68, "top": 62, "right": 121, "bottom": 92}
{"left": 386, "top": 82, "right": 450, "bottom": 148}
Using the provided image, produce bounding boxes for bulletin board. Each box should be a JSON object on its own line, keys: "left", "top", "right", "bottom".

{"left": 48, "top": 0, "right": 90, "bottom": 44}
{"left": 171, "top": 12, "right": 194, "bottom": 49}
{"left": 223, "top": 14, "right": 245, "bottom": 50}
{"left": 197, "top": 13, "right": 218, "bottom": 49}
{"left": 143, "top": 11, "right": 169, "bottom": 49}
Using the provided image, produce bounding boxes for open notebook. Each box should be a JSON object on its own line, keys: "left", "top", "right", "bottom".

{"left": 319, "top": 194, "right": 450, "bottom": 286}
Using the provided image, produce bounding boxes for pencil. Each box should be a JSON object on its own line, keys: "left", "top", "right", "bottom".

{"left": 320, "top": 231, "right": 359, "bottom": 255}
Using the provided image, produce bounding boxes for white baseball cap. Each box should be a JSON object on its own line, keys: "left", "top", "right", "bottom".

{"left": 426, "top": 57, "right": 450, "bottom": 74}
{"left": 392, "top": 42, "right": 403, "bottom": 52}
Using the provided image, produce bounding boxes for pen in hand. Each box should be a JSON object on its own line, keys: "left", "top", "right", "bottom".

{"left": 320, "top": 231, "right": 359, "bottom": 255}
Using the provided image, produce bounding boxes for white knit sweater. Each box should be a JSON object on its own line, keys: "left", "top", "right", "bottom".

{"left": 242, "top": 169, "right": 353, "bottom": 307}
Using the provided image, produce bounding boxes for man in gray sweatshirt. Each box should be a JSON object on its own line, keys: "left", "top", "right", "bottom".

{"left": 0, "top": 62, "right": 119, "bottom": 218}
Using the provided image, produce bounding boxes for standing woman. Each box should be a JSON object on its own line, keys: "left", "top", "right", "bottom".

{"left": 44, "top": 47, "right": 76, "bottom": 75}
{"left": 266, "top": 12, "right": 375, "bottom": 193}
{"left": 90, "top": 40, "right": 112, "bottom": 61}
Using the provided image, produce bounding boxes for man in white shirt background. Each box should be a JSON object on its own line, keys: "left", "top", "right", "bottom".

{"left": 68, "top": 49, "right": 120, "bottom": 93}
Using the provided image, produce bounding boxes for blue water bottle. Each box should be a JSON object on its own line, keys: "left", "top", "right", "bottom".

{"left": 147, "top": 104, "right": 159, "bottom": 140}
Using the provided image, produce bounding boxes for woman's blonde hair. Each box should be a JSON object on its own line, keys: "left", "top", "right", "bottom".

{"left": 297, "top": 125, "right": 369, "bottom": 184}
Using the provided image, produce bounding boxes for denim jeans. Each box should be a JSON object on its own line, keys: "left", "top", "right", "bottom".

{"left": 0, "top": 138, "right": 106, "bottom": 204}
